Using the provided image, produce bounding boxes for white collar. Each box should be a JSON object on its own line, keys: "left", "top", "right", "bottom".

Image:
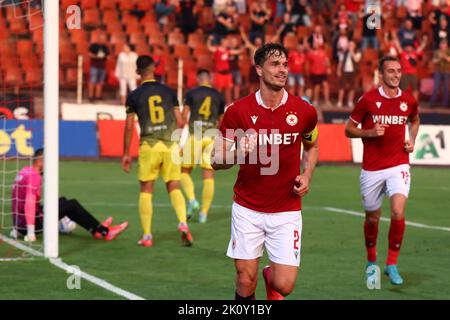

{"left": 255, "top": 89, "right": 288, "bottom": 110}
{"left": 378, "top": 86, "right": 402, "bottom": 99}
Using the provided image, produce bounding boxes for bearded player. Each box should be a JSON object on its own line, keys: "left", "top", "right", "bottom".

{"left": 211, "top": 43, "right": 319, "bottom": 300}
{"left": 345, "top": 56, "right": 420, "bottom": 285}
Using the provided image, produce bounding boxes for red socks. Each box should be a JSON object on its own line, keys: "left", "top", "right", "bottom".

{"left": 364, "top": 221, "right": 379, "bottom": 263}
{"left": 387, "top": 218, "right": 405, "bottom": 265}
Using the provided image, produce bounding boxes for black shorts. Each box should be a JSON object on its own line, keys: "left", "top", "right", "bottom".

{"left": 310, "top": 74, "right": 328, "bottom": 86}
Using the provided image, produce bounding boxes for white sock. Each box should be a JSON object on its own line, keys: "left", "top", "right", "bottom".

{"left": 27, "top": 225, "right": 35, "bottom": 237}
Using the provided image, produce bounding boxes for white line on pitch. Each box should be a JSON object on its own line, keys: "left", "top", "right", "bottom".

{"left": 0, "top": 234, "right": 145, "bottom": 300}
{"left": 83, "top": 202, "right": 450, "bottom": 233}
{"left": 313, "top": 206, "right": 450, "bottom": 233}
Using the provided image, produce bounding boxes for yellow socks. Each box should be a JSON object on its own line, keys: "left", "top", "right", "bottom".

{"left": 180, "top": 172, "right": 196, "bottom": 202}
{"left": 201, "top": 179, "right": 214, "bottom": 215}
{"left": 169, "top": 189, "right": 187, "bottom": 223}
{"left": 139, "top": 192, "right": 153, "bottom": 235}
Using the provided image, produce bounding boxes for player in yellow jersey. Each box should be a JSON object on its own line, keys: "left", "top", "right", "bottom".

{"left": 122, "top": 55, "right": 193, "bottom": 247}
{"left": 180, "top": 69, "right": 226, "bottom": 223}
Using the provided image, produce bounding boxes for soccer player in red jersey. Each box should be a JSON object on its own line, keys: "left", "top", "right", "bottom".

{"left": 211, "top": 43, "right": 319, "bottom": 300}
{"left": 345, "top": 56, "right": 420, "bottom": 285}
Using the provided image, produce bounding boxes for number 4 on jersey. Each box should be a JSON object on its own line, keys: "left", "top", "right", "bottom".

{"left": 199, "top": 96, "right": 211, "bottom": 120}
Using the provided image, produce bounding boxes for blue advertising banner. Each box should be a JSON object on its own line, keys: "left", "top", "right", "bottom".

{"left": 0, "top": 120, "right": 99, "bottom": 158}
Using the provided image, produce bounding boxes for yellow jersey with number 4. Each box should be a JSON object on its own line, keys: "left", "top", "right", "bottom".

{"left": 184, "top": 85, "right": 225, "bottom": 134}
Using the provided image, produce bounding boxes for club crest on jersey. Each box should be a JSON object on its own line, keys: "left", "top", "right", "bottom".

{"left": 286, "top": 112, "right": 298, "bottom": 126}
{"left": 400, "top": 102, "right": 408, "bottom": 112}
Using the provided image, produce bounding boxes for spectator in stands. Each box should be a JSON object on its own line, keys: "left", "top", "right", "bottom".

{"left": 249, "top": 1, "right": 271, "bottom": 42}
{"left": 207, "top": 35, "right": 240, "bottom": 104}
{"left": 88, "top": 33, "right": 110, "bottom": 102}
{"left": 397, "top": 18, "right": 418, "bottom": 47}
{"left": 396, "top": 34, "right": 428, "bottom": 101}
{"left": 212, "top": 3, "right": 238, "bottom": 44}
{"left": 154, "top": 0, "right": 176, "bottom": 32}
{"left": 360, "top": 6, "right": 381, "bottom": 50}
{"left": 307, "top": 42, "right": 332, "bottom": 107}
{"left": 228, "top": 37, "right": 243, "bottom": 100}
{"left": 337, "top": 40, "right": 361, "bottom": 108}
{"left": 288, "top": 0, "right": 312, "bottom": 27}
{"left": 308, "top": 25, "right": 325, "bottom": 50}
{"left": 334, "top": 25, "right": 351, "bottom": 64}
{"left": 430, "top": 40, "right": 450, "bottom": 107}
{"left": 432, "top": 15, "right": 450, "bottom": 49}
{"left": 152, "top": 45, "right": 166, "bottom": 83}
{"left": 345, "top": 0, "right": 364, "bottom": 29}
{"left": 278, "top": 11, "right": 296, "bottom": 44}
{"left": 275, "top": 0, "right": 288, "bottom": 22}
{"left": 405, "top": 0, "right": 423, "bottom": 30}
{"left": 287, "top": 40, "right": 306, "bottom": 97}
{"left": 429, "top": 0, "right": 450, "bottom": 33}
{"left": 383, "top": 31, "right": 401, "bottom": 57}
{"left": 334, "top": 3, "right": 351, "bottom": 30}
{"left": 115, "top": 44, "right": 138, "bottom": 105}
{"left": 177, "top": 0, "right": 199, "bottom": 37}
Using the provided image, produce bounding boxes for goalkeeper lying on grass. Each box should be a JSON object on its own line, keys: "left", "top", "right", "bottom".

{"left": 9, "top": 148, "right": 128, "bottom": 242}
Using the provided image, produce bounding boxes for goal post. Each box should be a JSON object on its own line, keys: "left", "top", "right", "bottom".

{"left": 43, "top": 0, "right": 59, "bottom": 258}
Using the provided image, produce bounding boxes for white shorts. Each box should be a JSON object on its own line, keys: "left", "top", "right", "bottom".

{"left": 226, "top": 202, "right": 302, "bottom": 267}
{"left": 360, "top": 164, "right": 411, "bottom": 211}
{"left": 119, "top": 78, "right": 137, "bottom": 97}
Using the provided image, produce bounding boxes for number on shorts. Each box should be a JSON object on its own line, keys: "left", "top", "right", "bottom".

{"left": 401, "top": 170, "right": 409, "bottom": 184}
{"left": 148, "top": 95, "right": 165, "bottom": 124}
{"left": 294, "top": 230, "right": 299, "bottom": 250}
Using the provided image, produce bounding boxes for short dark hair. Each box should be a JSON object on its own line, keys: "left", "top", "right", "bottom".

{"left": 378, "top": 56, "right": 400, "bottom": 72}
{"left": 136, "top": 55, "right": 154, "bottom": 74}
{"left": 254, "top": 43, "right": 288, "bottom": 67}
{"left": 34, "top": 148, "right": 44, "bottom": 158}
{"left": 197, "top": 69, "right": 210, "bottom": 77}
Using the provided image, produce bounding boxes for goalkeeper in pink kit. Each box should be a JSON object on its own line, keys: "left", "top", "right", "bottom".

{"left": 11, "top": 148, "right": 128, "bottom": 242}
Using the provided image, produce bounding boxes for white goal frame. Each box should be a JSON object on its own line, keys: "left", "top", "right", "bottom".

{"left": 43, "top": 0, "right": 59, "bottom": 258}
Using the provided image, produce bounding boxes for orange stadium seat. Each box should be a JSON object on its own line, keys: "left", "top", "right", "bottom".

{"left": 144, "top": 23, "right": 161, "bottom": 37}
{"left": 173, "top": 44, "right": 190, "bottom": 60}
{"left": 196, "top": 54, "right": 213, "bottom": 70}
{"left": 137, "top": 1, "right": 154, "bottom": 11}
{"left": 168, "top": 32, "right": 185, "bottom": 46}
{"left": 5, "top": 68, "right": 23, "bottom": 86}
{"left": 17, "top": 40, "right": 34, "bottom": 55}
{"left": 283, "top": 34, "right": 297, "bottom": 50}
{"left": 118, "top": 0, "right": 136, "bottom": 11}
{"left": 99, "top": 0, "right": 117, "bottom": 10}
{"left": 83, "top": 9, "right": 101, "bottom": 27}
{"left": 166, "top": 70, "right": 179, "bottom": 89}
{"left": 103, "top": 10, "right": 120, "bottom": 24}
{"left": 192, "top": 44, "right": 209, "bottom": 56}
{"left": 80, "top": 0, "right": 98, "bottom": 9}
{"left": 187, "top": 33, "right": 204, "bottom": 48}
{"left": 25, "top": 68, "right": 43, "bottom": 85}
{"left": 130, "top": 33, "right": 147, "bottom": 46}
{"left": 61, "top": 0, "right": 80, "bottom": 9}
{"left": 106, "top": 22, "right": 123, "bottom": 33}
{"left": 149, "top": 33, "right": 165, "bottom": 46}
{"left": 28, "top": 11, "right": 44, "bottom": 30}
{"left": 9, "top": 19, "right": 27, "bottom": 34}
{"left": 65, "top": 67, "right": 79, "bottom": 88}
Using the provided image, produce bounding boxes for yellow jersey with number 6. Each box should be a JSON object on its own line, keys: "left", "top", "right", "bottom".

{"left": 126, "top": 80, "right": 179, "bottom": 147}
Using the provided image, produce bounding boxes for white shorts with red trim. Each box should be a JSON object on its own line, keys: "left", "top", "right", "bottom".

{"left": 360, "top": 164, "right": 411, "bottom": 212}
{"left": 226, "top": 202, "right": 302, "bottom": 267}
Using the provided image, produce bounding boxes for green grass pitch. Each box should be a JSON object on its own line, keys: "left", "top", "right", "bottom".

{"left": 0, "top": 161, "right": 449, "bottom": 299}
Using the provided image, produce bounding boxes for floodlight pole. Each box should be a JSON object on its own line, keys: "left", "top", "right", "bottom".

{"left": 43, "top": 0, "right": 59, "bottom": 258}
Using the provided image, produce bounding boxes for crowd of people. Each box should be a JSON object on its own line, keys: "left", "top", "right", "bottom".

{"left": 87, "top": 0, "right": 449, "bottom": 109}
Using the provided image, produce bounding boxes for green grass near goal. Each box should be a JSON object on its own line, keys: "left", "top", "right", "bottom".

{"left": 0, "top": 161, "right": 449, "bottom": 299}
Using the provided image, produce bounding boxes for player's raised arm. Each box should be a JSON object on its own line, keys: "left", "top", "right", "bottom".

{"left": 345, "top": 118, "right": 389, "bottom": 138}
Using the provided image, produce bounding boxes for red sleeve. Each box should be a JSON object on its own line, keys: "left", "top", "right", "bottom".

{"left": 304, "top": 104, "right": 318, "bottom": 133}
{"left": 349, "top": 95, "right": 368, "bottom": 124}
{"left": 219, "top": 103, "right": 239, "bottom": 142}
{"left": 409, "top": 96, "right": 419, "bottom": 119}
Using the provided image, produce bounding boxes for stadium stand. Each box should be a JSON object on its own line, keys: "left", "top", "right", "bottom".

{"left": 0, "top": 0, "right": 448, "bottom": 117}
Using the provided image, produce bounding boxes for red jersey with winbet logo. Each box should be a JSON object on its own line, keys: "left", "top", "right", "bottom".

{"left": 219, "top": 90, "right": 318, "bottom": 213}
{"left": 350, "top": 87, "right": 419, "bottom": 171}
{"left": 214, "top": 48, "right": 231, "bottom": 73}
